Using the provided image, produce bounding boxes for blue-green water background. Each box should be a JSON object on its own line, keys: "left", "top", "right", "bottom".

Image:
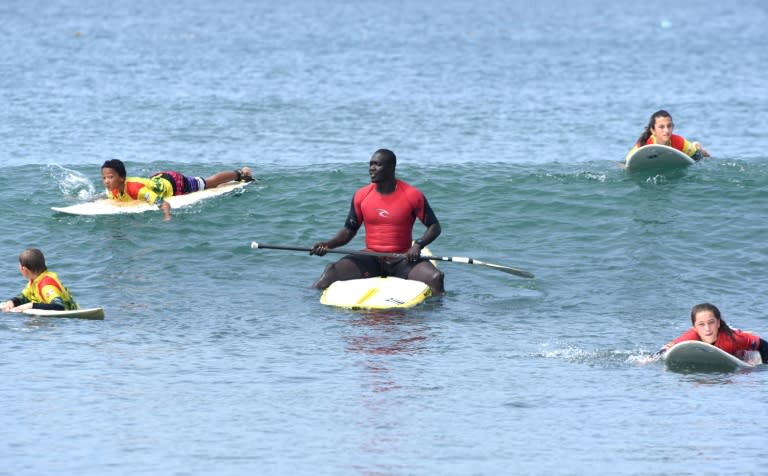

{"left": 2, "top": 0, "right": 767, "bottom": 474}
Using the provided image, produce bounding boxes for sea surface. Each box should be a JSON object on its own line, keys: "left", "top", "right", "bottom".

{"left": 2, "top": 0, "right": 767, "bottom": 474}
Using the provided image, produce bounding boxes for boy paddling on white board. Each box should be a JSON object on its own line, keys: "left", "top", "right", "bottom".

{"left": 100, "top": 159, "right": 253, "bottom": 221}
{"left": 309, "top": 149, "right": 445, "bottom": 295}
{"left": 2, "top": 248, "right": 79, "bottom": 313}
{"left": 623, "top": 110, "right": 710, "bottom": 167}
{"left": 650, "top": 303, "right": 767, "bottom": 364}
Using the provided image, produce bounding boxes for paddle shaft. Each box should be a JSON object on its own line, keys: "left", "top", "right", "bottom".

{"left": 250, "top": 242, "right": 534, "bottom": 278}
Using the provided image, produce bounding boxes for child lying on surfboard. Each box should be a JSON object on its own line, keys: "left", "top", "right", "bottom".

{"left": 649, "top": 302, "right": 767, "bottom": 364}
{"left": 100, "top": 159, "right": 253, "bottom": 221}
{"left": 1, "top": 248, "right": 79, "bottom": 313}
{"left": 624, "top": 110, "right": 710, "bottom": 165}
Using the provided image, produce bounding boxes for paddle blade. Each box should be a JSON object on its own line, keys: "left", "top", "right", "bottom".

{"left": 480, "top": 261, "right": 535, "bottom": 278}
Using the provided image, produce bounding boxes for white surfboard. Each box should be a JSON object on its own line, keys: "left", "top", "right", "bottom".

{"left": 663, "top": 340, "right": 757, "bottom": 371}
{"left": 625, "top": 144, "right": 695, "bottom": 171}
{"left": 52, "top": 180, "right": 251, "bottom": 216}
{"left": 321, "top": 276, "right": 432, "bottom": 309}
{"left": 23, "top": 306, "right": 105, "bottom": 320}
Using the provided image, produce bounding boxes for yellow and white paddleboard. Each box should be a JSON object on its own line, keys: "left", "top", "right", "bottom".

{"left": 320, "top": 276, "right": 432, "bottom": 309}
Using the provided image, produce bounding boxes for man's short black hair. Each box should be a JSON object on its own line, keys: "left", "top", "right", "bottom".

{"left": 373, "top": 149, "right": 396, "bottom": 167}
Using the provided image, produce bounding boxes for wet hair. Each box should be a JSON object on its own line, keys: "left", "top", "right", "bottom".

{"left": 101, "top": 159, "right": 127, "bottom": 178}
{"left": 19, "top": 248, "right": 47, "bottom": 273}
{"left": 690, "top": 302, "right": 734, "bottom": 338}
{"left": 636, "top": 110, "right": 673, "bottom": 146}
{"left": 373, "top": 148, "right": 396, "bottom": 167}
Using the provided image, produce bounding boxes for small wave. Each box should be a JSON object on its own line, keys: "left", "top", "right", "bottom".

{"left": 45, "top": 164, "right": 98, "bottom": 201}
{"left": 539, "top": 343, "right": 657, "bottom": 367}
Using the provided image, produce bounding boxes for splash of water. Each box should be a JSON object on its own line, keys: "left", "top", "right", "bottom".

{"left": 45, "top": 164, "right": 98, "bottom": 200}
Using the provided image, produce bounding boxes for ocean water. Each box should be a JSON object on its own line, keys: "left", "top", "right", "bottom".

{"left": 1, "top": 0, "right": 767, "bottom": 474}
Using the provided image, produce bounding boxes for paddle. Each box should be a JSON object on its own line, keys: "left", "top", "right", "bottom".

{"left": 250, "top": 242, "right": 535, "bottom": 279}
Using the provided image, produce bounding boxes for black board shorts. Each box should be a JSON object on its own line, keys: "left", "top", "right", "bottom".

{"left": 343, "top": 254, "right": 428, "bottom": 279}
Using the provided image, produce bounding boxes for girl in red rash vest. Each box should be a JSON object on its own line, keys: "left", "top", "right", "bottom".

{"left": 653, "top": 303, "right": 767, "bottom": 364}
{"left": 624, "top": 110, "right": 710, "bottom": 165}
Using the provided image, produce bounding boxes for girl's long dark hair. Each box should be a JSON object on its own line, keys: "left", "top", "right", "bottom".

{"left": 636, "top": 110, "right": 672, "bottom": 146}
{"left": 690, "top": 302, "right": 734, "bottom": 338}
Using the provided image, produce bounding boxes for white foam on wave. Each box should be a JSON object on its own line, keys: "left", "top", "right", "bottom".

{"left": 45, "top": 164, "right": 98, "bottom": 201}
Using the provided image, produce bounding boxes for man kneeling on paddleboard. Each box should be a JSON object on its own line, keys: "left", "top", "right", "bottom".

{"left": 310, "top": 149, "right": 445, "bottom": 295}
{"left": 101, "top": 159, "right": 253, "bottom": 221}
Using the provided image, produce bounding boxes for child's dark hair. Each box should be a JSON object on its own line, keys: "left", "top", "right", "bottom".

{"left": 101, "top": 159, "right": 127, "bottom": 178}
{"left": 19, "top": 248, "right": 47, "bottom": 273}
{"left": 690, "top": 302, "right": 734, "bottom": 338}
{"left": 636, "top": 110, "right": 672, "bottom": 146}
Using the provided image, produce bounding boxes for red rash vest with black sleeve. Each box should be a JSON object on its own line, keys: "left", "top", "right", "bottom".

{"left": 671, "top": 327, "right": 762, "bottom": 357}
